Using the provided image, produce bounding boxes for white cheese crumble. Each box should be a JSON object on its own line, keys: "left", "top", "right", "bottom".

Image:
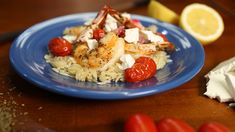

{"left": 141, "top": 30, "right": 164, "bottom": 43}
{"left": 120, "top": 54, "right": 135, "bottom": 70}
{"left": 104, "top": 14, "right": 118, "bottom": 32}
{"left": 63, "top": 35, "right": 77, "bottom": 43}
{"left": 87, "top": 39, "right": 98, "bottom": 51}
{"left": 124, "top": 28, "right": 139, "bottom": 44}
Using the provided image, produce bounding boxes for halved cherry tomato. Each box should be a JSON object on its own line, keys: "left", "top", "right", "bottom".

{"left": 198, "top": 122, "right": 229, "bottom": 132}
{"left": 48, "top": 37, "right": 72, "bottom": 56}
{"left": 124, "top": 113, "right": 157, "bottom": 132}
{"left": 125, "top": 57, "right": 156, "bottom": 82}
{"left": 156, "top": 117, "right": 195, "bottom": 132}
{"left": 93, "top": 28, "right": 105, "bottom": 40}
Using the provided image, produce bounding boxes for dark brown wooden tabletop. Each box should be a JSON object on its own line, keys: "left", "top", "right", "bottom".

{"left": 1, "top": 0, "right": 235, "bottom": 131}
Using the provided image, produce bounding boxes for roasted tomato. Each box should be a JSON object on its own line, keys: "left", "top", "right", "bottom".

{"left": 125, "top": 113, "right": 157, "bottom": 132}
{"left": 93, "top": 28, "right": 105, "bottom": 40}
{"left": 198, "top": 122, "right": 229, "bottom": 132}
{"left": 156, "top": 117, "right": 195, "bottom": 132}
{"left": 125, "top": 57, "right": 156, "bottom": 82}
{"left": 48, "top": 37, "right": 72, "bottom": 56}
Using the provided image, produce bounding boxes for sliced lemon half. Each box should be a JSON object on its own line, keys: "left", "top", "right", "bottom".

{"left": 180, "top": 3, "right": 224, "bottom": 45}
{"left": 148, "top": 0, "right": 179, "bottom": 24}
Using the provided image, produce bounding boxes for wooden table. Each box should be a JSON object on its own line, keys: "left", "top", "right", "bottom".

{"left": 1, "top": 0, "right": 235, "bottom": 131}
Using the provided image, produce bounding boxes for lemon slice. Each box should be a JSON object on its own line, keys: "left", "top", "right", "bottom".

{"left": 147, "top": 0, "right": 179, "bottom": 24}
{"left": 180, "top": 3, "right": 224, "bottom": 45}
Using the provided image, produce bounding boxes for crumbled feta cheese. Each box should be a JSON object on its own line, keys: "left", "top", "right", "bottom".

{"left": 124, "top": 28, "right": 139, "bottom": 44}
{"left": 104, "top": 14, "right": 118, "bottom": 32}
{"left": 87, "top": 39, "right": 98, "bottom": 51}
{"left": 121, "top": 12, "right": 131, "bottom": 20}
{"left": 141, "top": 30, "right": 164, "bottom": 43}
{"left": 78, "top": 28, "right": 93, "bottom": 42}
{"left": 120, "top": 54, "right": 135, "bottom": 70}
{"left": 63, "top": 35, "right": 77, "bottom": 43}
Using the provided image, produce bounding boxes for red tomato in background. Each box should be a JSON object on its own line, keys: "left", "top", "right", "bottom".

{"left": 125, "top": 113, "right": 157, "bottom": 132}
{"left": 156, "top": 117, "right": 195, "bottom": 132}
{"left": 93, "top": 28, "right": 105, "bottom": 40}
{"left": 198, "top": 122, "right": 229, "bottom": 132}
{"left": 48, "top": 37, "right": 72, "bottom": 56}
{"left": 125, "top": 57, "right": 156, "bottom": 82}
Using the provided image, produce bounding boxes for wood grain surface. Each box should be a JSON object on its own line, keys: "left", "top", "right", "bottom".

{"left": 1, "top": 0, "right": 235, "bottom": 131}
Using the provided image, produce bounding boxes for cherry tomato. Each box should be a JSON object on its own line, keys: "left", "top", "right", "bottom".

{"left": 93, "top": 28, "right": 105, "bottom": 40}
{"left": 156, "top": 117, "right": 195, "bottom": 132}
{"left": 125, "top": 113, "right": 157, "bottom": 132}
{"left": 198, "top": 122, "right": 229, "bottom": 132}
{"left": 125, "top": 57, "right": 156, "bottom": 82}
{"left": 48, "top": 37, "right": 72, "bottom": 56}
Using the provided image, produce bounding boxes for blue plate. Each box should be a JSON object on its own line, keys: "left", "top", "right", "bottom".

{"left": 9, "top": 13, "right": 204, "bottom": 99}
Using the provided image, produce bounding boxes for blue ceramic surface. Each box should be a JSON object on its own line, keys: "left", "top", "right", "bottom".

{"left": 9, "top": 13, "right": 204, "bottom": 99}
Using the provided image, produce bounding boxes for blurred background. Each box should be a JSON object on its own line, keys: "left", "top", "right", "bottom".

{"left": 1, "top": 0, "right": 234, "bottom": 34}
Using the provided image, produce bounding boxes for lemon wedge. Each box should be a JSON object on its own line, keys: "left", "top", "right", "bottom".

{"left": 180, "top": 3, "right": 224, "bottom": 45}
{"left": 147, "top": 0, "right": 179, "bottom": 24}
